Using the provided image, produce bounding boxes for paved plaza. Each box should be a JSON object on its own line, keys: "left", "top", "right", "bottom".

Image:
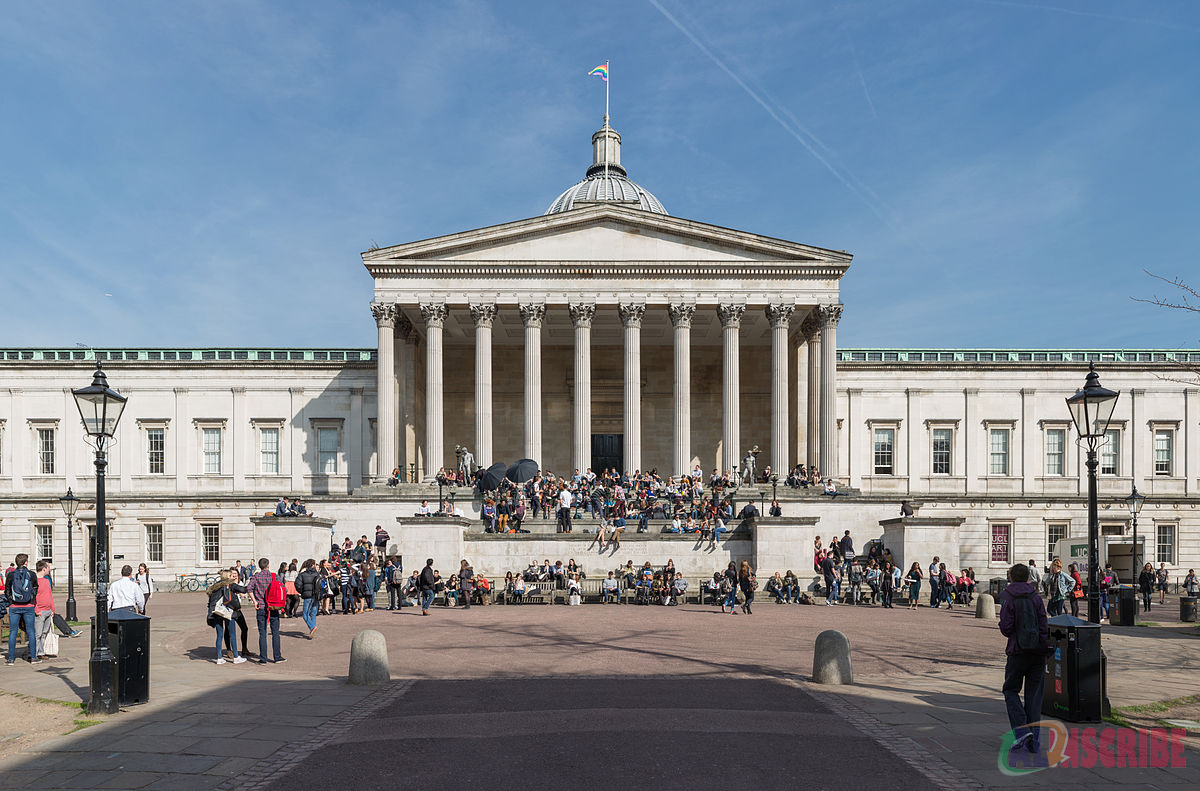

{"left": 1, "top": 593, "right": 1198, "bottom": 790}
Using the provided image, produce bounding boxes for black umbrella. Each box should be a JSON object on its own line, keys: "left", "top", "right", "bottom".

{"left": 506, "top": 458, "right": 539, "bottom": 484}
{"left": 477, "top": 462, "right": 508, "bottom": 492}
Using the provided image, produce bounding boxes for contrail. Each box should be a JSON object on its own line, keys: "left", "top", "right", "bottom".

{"left": 647, "top": 0, "right": 889, "bottom": 221}
{"left": 843, "top": 28, "right": 878, "bottom": 120}
{"left": 965, "top": 0, "right": 1200, "bottom": 34}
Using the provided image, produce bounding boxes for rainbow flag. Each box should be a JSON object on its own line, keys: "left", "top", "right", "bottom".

{"left": 588, "top": 64, "right": 608, "bottom": 82}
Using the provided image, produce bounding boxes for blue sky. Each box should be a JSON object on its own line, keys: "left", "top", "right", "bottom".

{"left": 2, "top": 0, "right": 1197, "bottom": 349}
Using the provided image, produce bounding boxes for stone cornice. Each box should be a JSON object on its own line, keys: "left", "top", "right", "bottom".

{"left": 366, "top": 260, "right": 849, "bottom": 279}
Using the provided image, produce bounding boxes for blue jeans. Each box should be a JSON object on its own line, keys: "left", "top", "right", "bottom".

{"left": 824, "top": 579, "right": 837, "bottom": 603}
{"left": 1003, "top": 652, "right": 1046, "bottom": 745}
{"left": 256, "top": 609, "right": 281, "bottom": 661}
{"left": 1099, "top": 590, "right": 1109, "bottom": 618}
{"left": 420, "top": 589, "right": 435, "bottom": 612}
{"left": 302, "top": 598, "right": 318, "bottom": 631}
{"left": 215, "top": 619, "right": 238, "bottom": 659}
{"left": 929, "top": 581, "right": 940, "bottom": 607}
{"left": 7, "top": 607, "right": 36, "bottom": 661}
{"left": 602, "top": 588, "right": 621, "bottom": 603}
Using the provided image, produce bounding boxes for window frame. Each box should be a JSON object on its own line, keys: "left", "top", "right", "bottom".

{"left": 35, "top": 523, "right": 54, "bottom": 563}
{"left": 1152, "top": 425, "right": 1175, "bottom": 477}
{"left": 144, "top": 522, "right": 164, "bottom": 564}
{"left": 200, "top": 522, "right": 221, "bottom": 564}
{"left": 1099, "top": 427, "right": 1121, "bottom": 476}
{"left": 309, "top": 418, "right": 345, "bottom": 477}
{"left": 1156, "top": 522, "right": 1176, "bottom": 565}
{"left": 194, "top": 419, "right": 227, "bottom": 476}
{"left": 251, "top": 419, "right": 286, "bottom": 476}
{"left": 1046, "top": 521, "right": 1069, "bottom": 564}
{"left": 989, "top": 522, "right": 1012, "bottom": 565}
{"left": 29, "top": 420, "right": 59, "bottom": 475}
{"left": 872, "top": 427, "right": 895, "bottom": 476}
{"left": 985, "top": 423, "right": 1014, "bottom": 477}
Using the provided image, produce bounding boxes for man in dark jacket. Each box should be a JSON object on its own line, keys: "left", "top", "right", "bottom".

{"left": 295, "top": 560, "right": 321, "bottom": 638}
{"left": 998, "top": 563, "right": 1050, "bottom": 754}
{"left": 384, "top": 557, "right": 404, "bottom": 611}
{"left": 419, "top": 559, "right": 437, "bottom": 616}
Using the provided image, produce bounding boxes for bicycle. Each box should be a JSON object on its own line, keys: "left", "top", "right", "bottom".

{"left": 176, "top": 571, "right": 222, "bottom": 592}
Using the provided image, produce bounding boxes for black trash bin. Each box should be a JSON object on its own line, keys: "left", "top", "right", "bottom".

{"left": 1114, "top": 586, "right": 1137, "bottom": 626}
{"left": 1182, "top": 597, "right": 1198, "bottom": 623}
{"left": 1042, "top": 614, "right": 1104, "bottom": 723}
{"left": 989, "top": 578, "right": 1007, "bottom": 598}
{"left": 90, "top": 611, "right": 150, "bottom": 706}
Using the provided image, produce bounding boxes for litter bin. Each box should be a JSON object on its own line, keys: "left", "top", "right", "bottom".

{"left": 1182, "top": 597, "right": 1198, "bottom": 623}
{"left": 1042, "top": 614, "right": 1104, "bottom": 723}
{"left": 989, "top": 578, "right": 1007, "bottom": 598}
{"left": 1114, "top": 586, "right": 1136, "bottom": 626}
{"left": 90, "top": 611, "right": 150, "bottom": 706}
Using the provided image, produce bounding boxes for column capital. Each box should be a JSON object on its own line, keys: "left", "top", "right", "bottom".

{"left": 618, "top": 302, "right": 646, "bottom": 328}
{"left": 469, "top": 303, "right": 498, "bottom": 328}
{"left": 765, "top": 303, "right": 794, "bottom": 329}
{"left": 568, "top": 302, "right": 597, "bottom": 328}
{"left": 817, "top": 303, "right": 844, "bottom": 328}
{"left": 799, "top": 310, "right": 821, "bottom": 340}
{"left": 394, "top": 313, "right": 417, "bottom": 342}
{"left": 370, "top": 301, "right": 399, "bottom": 328}
{"left": 519, "top": 303, "right": 546, "bottom": 328}
{"left": 667, "top": 302, "right": 696, "bottom": 328}
{"left": 716, "top": 303, "right": 746, "bottom": 328}
{"left": 419, "top": 302, "right": 449, "bottom": 328}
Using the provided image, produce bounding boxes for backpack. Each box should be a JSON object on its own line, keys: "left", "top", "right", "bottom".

{"left": 1011, "top": 593, "right": 1043, "bottom": 653}
{"left": 7, "top": 567, "right": 34, "bottom": 605}
{"left": 391, "top": 565, "right": 406, "bottom": 585}
{"left": 266, "top": 573, "right": 286, "bottom": 610}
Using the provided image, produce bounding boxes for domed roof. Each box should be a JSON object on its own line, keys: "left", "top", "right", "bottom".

{"left": 545, "top": 118, "right": 668, "bottom": 216}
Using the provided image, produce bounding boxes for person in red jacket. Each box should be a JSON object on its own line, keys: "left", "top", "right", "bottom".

{"left": 34, "top": 560, "right": 56, "bottom": 658}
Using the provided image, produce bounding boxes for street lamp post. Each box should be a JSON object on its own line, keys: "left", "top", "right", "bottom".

{"left": 1123, "top": 485, "right": 1146, "bottom": 582}
{"left": 1066, "top": 363, "right": 1120, "bottom": 625}
{"left": 59, "top": 489, "right": 81, "bottom": 622}
{"left": 770, "top": 474, "right": 779, "bottom": 505}
{"left": 72, "top": 362, "right": 128, "bottom": 716}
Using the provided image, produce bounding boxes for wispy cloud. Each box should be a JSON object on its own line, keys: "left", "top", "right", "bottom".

{"left": 963, "top": 0, "right": 1200, "bottom": 34}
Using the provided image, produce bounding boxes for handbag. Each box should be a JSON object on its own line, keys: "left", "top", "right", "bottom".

{"left": 42, "top": 631, "right": 60, "bottom": 657}
{"left": 213, "top": 600, "right": 234, "bottom": 620}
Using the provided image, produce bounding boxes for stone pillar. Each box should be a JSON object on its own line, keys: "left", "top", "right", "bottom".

{"left": 794, "top": 333, "right": 808, "bottom": 470}
{"left": 819, "top": 304, "right": 843, "bottom": 481}
{"left": 419, "top": 302, "right": 448, "bottom": 481}
{"left": 717, "top": 303, "right": 745, "bottom": 475}
{"left": 766, "top": 304, "right": 793, "bottom": 480}
{"left": 519, "top": 303, "right": 546, "bottom": 463}
{"left": 469, "top": 303, "right": 497, "bottom": 469}
{"left": 668, "top": 303, "right": 696, "bottom": 476}
{"left": 569, "top": 303, "right": 596, "bottom": 474}
{"left": 396, "top": 316, "right": 417, "bottom": 481}
{"left": 371, "top": 302, "right": 399, "bottom": 482}
{"left": 619, "top": 302, "right": 646, "bottom": 473}
{"left": 804, "top": 314, "right": 821, "bottom": 470}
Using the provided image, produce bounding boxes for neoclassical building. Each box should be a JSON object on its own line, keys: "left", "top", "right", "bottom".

{"left": 0, "top": 118, "right": 1196, "bottom": 582}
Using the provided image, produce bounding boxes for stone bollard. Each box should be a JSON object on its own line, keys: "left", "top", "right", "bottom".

{"left": 348, "top": 630, "right": 390, "bottom": 686}
{"left": 975, "top": 593, "right": 996, "bottom": 620}
{"left": 812, "top": 629, "right": 852, "bottom": 685}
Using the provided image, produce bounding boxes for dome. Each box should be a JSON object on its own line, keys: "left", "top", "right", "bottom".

{"left": 544, "top": 118, "right": 668, "bottom": 216}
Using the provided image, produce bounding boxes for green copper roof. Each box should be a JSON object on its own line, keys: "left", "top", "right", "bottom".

{"left": 0, "top": 348, "right": 376, "bottom": 363}
{"left": 837, "top": 349, "right": 1200, "bottom": 363}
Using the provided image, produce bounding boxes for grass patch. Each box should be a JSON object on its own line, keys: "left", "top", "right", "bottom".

{"left": 1134, "top": 621, "right": 1159, "bottom": 627}
{"left": 69, "top": 720, "right": 103, "bottom": 733}
{"left": 1118, "top": 695, "right": 1199, "bottom": 716}
{"left": 1104, "top": 712, "right": 1135, "bottom": 728}
{"left": 34, "top": 696, "right": 86, "bottom": 712}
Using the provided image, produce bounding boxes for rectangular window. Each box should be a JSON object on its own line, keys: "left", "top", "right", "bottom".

{"left": 260, "top": 427, "right": 280, "bottom": 474}
{"left": 989, "top": 429, "right": 1010, "bottom": 476}
{"left": 147, "top": 428, "right": 165, "bottom": 474}
{"left": 145, "top": 523, "right": 164, "bottom": 563}
{"left": 1046, "top": 523, "right": 1068, "bottom": 563}
{"left": 203, "top": 428, "right": 223, "bottom": 474}
{"left": 931, "top": 428, "right": 952, "bottom": 475}
{"left": 1045, "top": 429, "right": 1065, "bottom": 476}
{"left": 1157, "top": 524, "right": 1175, "bottom": 565}
{"left": 318, "top": 427, "right": 339, "bottom": 474}
{"left": 1100, "top": 429, "right": 1120, "bottom": 476}
{"left": 1154, "top": 430, "right": 1173, "bottom": 476}
{"left": 201, "top": 524, "right": 220, "bottom": 562}
{"left": 873, "top": 428, "right": 894, "bottom": 475}
{"left": 36, "top": 524, "right": 53, "bottom": 563}
{"left": 38, "top": 428, "right": 55, "bottom": 474}
{"left": 990, "top": 523, "right": 1011, "bottom": 564}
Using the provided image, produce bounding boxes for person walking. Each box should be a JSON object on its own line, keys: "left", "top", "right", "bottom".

{"left": 928, "top": 556, "right": 941, "bottom": 609}
{"left": 821, "top": 552, "right": 838, "bottom": 606}
{"left": 1138, "top": 562, "right": 1155, "bottom": 613}
{"left": 1156, "top": 563, "right": 1170, "bottom": 605}
{"left": 1067, "top": 563, "right": 1084, "bottom": 618}
{"left": 33, "top": 561, "right": 56, "bottom": 658}
{"left": 880, "top": 561, "right": 895, "bottom": 609}
{"left": 738, "top": 561, "right": 756, "bottom": 615}
{"left": 458, "top": 559, "right": 474, "bottom": 610}
{"left": 373, "top": 525, "right": 390, "bottom": 563}
{"left": 419, "top": 558, "right": 437, "bottom": 615}
{"left": 134, "top": 563, "right": 154, "bottom": 614}
{"left": 248, "top": 559, "right": 285, "bottom": 664}
{"left": 998, "top": 563, "right": 1050, "bottom": 754}
{"left": 1046, "top": 559, "right": 1069, "bottom": 617}
{"left": 295, "top": 559, "right": 320, "bottom": 638}
{"left": 905, "top": 562, "right": 923, "bottom": 610}
{"left": 206, "top": 570, "right": 247, "bottom": 665}
{"left": 385, "top": 557, "right": 404, "bottom": 611}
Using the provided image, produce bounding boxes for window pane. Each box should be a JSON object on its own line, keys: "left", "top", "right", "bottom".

{"left": 203, "top": 428, "right": 222, "bottom": 474}
{"left": 1157, "top": 524, "right": 1174, "bottom": 564}
{"left": 989, "top": 429, "right": 1009, "bottom": 476}
{"left": 1045, "top": 429, "right": 1064, "bottom": 476}
{"left": 873, "top": 428, "right": 894, "bottom": 475}
{"left": 146, "top": 523, "right": 163, "bottom": 563}
{"left": 1047, "top": 523, "right": 1067, "bottom": 564}
{"left": 36, "top": 525, "right": 53, "bottom": 563}
{"left": 39, "top": 428, "right": 55, "bottom": 474}
{"left": 1154, "top": 431, "right": 1172, "bottom": 476}
{"left": 1100, "top": 430, "right": 1120, "bottom": 476}
{"left": 202, "top": 524, "right": 220, "bottom": 562}
{"left": 261, "top": 428, "right": 279, "bottom": 474}
{"left": 931, "top": 428, "right": 952, "bottom": 475}
{"left": 318, "top": 428, "right": 338, "bottom": 474}
{"left": 147, "top": 428, "right": 165, "bottom": 474}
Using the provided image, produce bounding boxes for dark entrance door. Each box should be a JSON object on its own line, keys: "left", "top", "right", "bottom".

{"left": 591, "top": 434, "right": 623, "bottom": 474}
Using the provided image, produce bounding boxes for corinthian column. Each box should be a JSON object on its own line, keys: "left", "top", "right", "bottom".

{"left": 668, "top": 303, "right": 695, "bottom": 476}
{"left": 818, "top": 304, "right": 843, "bottom": 481}
{"left": 569, "top": 303, "right": 596, "bottom": 474}
{"left": 419, "top": 302, "right": 448, "bottom": 481}
{"left": 766, "top": 303, "right": 794, "bottom": 479}
{"left": 370, "top": 301, "right": 398, "bottom": 482}
{"left": 618, "top": 302, "right": 646, "bottom": 473}
{"left": 470, "top": 303, "right": 497, "bottom": 468}
{"left": 802, "top": 312, "right": 821, "bottom": 470}
{"left": 717, "top": 303, "right": 745, "bottom": 476}
{"left": 519, "top": 303, "right": 546, "bottom": 463}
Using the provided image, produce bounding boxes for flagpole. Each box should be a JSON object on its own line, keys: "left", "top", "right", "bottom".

{"left": 605, "top": 60, "right": 610, "bottom": 180}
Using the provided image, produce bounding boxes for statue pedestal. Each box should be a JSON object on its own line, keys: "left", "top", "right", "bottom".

{"left": 250, "top": 516, "right": 337, "bottom": 564}
{"left": 878, "top": 516, "right": 965, "bottom": 575}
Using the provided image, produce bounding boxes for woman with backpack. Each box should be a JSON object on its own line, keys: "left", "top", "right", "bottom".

{"left": 1068, "top": 563, "right": 1084, "bottom": 618}
{"left": 1138, "top": 562, "right": 1155, "bottom": 612}
{"left": 206, "top": 570, "right": 248, "bottom": 665}
{"left": 738, "top": 561, "right": 756, "bottom": 614}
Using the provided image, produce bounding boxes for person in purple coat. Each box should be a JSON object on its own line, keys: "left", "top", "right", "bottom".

{"left": 998, "top": 563, "right": 1050, "bottom": 754}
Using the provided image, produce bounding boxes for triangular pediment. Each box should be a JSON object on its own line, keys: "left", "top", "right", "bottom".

{"left": 363, "top": 205, "right": 850, "bottom": 268}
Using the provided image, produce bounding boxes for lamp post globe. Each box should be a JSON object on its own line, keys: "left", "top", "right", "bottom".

{"left": 72, "top": 362, "right": 128, "bottom": 716}
{"left": 1123, "top": 485, "right": 1146, "bottom": 579}
{"left": 1065, "top": 363, "right": 1119, "bottom": 624}
{"left": 59, "top": 488, "right": 81, "bottom": 622}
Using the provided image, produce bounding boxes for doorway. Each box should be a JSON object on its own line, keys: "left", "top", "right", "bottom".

{"left": 591, "top": 434, "right": 623, "bottom": 474}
